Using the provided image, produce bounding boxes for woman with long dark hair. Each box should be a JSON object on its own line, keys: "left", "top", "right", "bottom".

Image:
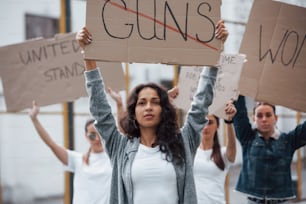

{"left": 193, "top": 101, "right": 236, "bottom": 204}
{"left": 109, "top": 88, "right": 237, "bottom": 204}
{"left": 76, "top": 20, "right": 228, "bottom": 204}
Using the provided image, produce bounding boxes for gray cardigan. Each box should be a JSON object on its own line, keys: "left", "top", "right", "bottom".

{"left": 85, "top": 67, "right": 217, "bottom": 204}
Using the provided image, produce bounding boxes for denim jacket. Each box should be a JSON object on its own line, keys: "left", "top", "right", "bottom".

{"left": 233, "top": 95, "right": 306, "bottom": 199}
{"left": 85, "top": 67, "right": 217, "bottom": 204}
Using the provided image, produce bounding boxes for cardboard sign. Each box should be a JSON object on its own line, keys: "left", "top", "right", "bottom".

{"left": 85, "top": 0, "right": 221, "bottom": 66}
{"left": 174, "top": 53, "right": 245, "bottom": 119}
{"left": 239, "top": 0, "right": 306, "bottom": 112}
{"left": 174, "top": 66, "right": 203, "bottom": 111}
{"left": 0, "top": 33, "right": 125, "bottom": 112}
{"left": 208, "top": 53, "right": 246, "bottom": 119}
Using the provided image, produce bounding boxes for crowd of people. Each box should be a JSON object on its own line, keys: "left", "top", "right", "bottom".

{"left": 27, "top": 9, "right": 306, "bottom": 204}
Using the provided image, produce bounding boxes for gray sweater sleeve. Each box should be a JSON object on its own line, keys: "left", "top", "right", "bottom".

{"left": 84, "top": 68, "right": 124, "bottom": 162}
{"left": 180, "top": 67, "right": 218, "bottom": 154}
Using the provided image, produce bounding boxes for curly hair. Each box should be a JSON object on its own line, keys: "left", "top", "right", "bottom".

{"left": 120, "top": 83, "right": 185, "bottom": 165}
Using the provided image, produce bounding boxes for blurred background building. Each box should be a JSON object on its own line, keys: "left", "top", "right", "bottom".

{"left": 0, "top": 0, "right": 305, "bottom": 203}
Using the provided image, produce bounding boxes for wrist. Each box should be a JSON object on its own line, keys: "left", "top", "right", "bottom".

{"left": 30, "top": 116, "right": 38, "bottom": 122}
{"left": 85, "top": 60, "right": 97, "bottom": 70}
{"left": 224, "top": 119, "right": 233, "bottom": 124}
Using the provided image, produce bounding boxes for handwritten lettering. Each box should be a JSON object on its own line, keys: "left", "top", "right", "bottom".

{"left": 19, "top": 39, "right": 81, "bottom": 66}
{"left": 221, "top": 55, "right": 235, "bottom": 65}
{"left": 184, "top": 67, "right": 202, "bottom": 81}
{"left": 102, "top": 0, "right": 215, "bottom": 43}
{"left": 43, "top": 62, "right": 85, "bottom": 82}
{"left": 259, "top": 25, "right": 305, "bottom": 69}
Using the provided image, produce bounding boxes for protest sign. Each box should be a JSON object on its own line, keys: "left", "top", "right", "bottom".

{"left": 208, "top": 53, "right": 246, "bottom": 119}
{"left": 174, "top": 66, "right": 203, "bottom": 112}
{"left": 239, "top": 0, "right": 306, "bottom": 112}
{"left": 174, "top": 53, "right": 245, "bottom": 119}
{"left": 0, "top": 33, "right": 125, "bottom": 112}
{"left": 85, "top": 0, "right": 222, "bottom": 66}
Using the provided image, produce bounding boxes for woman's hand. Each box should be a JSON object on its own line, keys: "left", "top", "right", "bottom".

{"left": 215, "top": 19, "right": 228, "bottom": 43}
{"left": 76, "top": 26, "right": 97, "bottom": 70}
{"left": 29, "top": 100, "right": 40, "bottom": 120}
{"left": 167, "top": 86, "right": 179, "bottom": 100}
{"left": 107, "top": 87, "right": 123, "bottom": 107}
{"left": 76, "top": 27, "right": 92, "bottom": 50}
{"left": 225, "top": 100, "right": 236, "bottom": 121}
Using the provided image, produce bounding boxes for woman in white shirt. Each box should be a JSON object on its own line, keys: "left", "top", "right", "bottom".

{"left": 108, "top": 88, "right": 237, "bottom": 204}
{"left": 194, "top": 101, "right": 237, "bottom": 204}
{"left": 29, "top": 101, "right": 112, "bottom": 204}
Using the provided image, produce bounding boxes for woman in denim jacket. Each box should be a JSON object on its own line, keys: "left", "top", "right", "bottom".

{"left": 76, "top": 21, "right": 227, "bottom": 204}
{"left": 233, "top": 95, "right": 306, "bottom": 204}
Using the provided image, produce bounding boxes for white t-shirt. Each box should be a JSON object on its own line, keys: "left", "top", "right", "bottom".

{"left": 65, "top": 150, "right": 112, "bottom": 204}
{"left": 131, "top": 144, "right": 178, "bottom": 204}
{"left": 193, "top": 147, "right": 233, "bottom": 204}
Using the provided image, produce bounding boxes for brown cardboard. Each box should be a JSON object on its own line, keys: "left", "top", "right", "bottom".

{"left": 0, "top": 33, "right": 125, "bottom": 112}
{"left": 208, "top": 53, "right": 246, "bottom": 119}
{"left": 174, "top": 53, "right": 245, "bottom": 119}
{"left": 85, "top": 0, "right": 222, "bottom": 66}
{"left": 174, "top": 66, "right": 203, "bottom": 112}
{"left": 239, "top": 0, "right": 306, "bottom": 112}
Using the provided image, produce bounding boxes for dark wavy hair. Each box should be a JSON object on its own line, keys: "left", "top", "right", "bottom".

{"left": 210, "top": 115, "right": 225, "bottom": 171}
{"left": 120, "top": 83, "right": 185, "bottom": 165}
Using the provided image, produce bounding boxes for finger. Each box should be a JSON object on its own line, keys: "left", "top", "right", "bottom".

{"left": 221, "top": 31, "right": 228, "bottom": 42}
{"left": 215, "top": 21, "right": 225, "bottom": 32}
{"left": 79, "top": 27, "right": 92, "bottom": 39}
{"left": 216, "top": 19, "right": 225, "bottom": 28}
{"left": 215, "top": 29, "right": 224, "bottom": 39}
{"left": 76, "top": 30, "right": 92, "bottom": 46}
{"left": 225, "top": 102, "right": 232, "bottom": 109}
{"left": 82, "top": 27, "right": 91, "bottom": 36}
{"left": 215, "top": 28, "right": 228, "bottom": 39}
{"left": 78, "top": 33, "right": 92, "bottom": 44}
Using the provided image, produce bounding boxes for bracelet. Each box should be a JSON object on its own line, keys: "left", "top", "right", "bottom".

{"left": 224, "top": 119, "right": 233, "bottom": 124}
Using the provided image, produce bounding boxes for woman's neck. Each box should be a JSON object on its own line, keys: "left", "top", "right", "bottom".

{"left": 91, "top": 145, "right": 103, "bottom": 153}
{"left": 200, "top": 138, "right": 213, "bottom": 150}
{"left": 140, "top": 128, "right": 157, "bottom": 147}
{"left": 260, "top": 129, "right": 275, "bottom": 141}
